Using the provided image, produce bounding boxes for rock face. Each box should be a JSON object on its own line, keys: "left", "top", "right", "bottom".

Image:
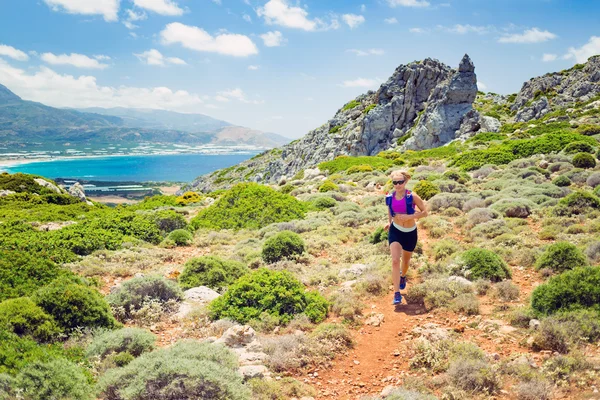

{"left": 187, "top": 55, "right": 488, "bottom": 192}
{"left": 34, "top": 178, "right": 62, "bottom": 194}
{"left": 404, "top": 54, "right": 479, "bottom": 150}
{"left": 68, "top": 182, "right": 93, "bottom": 206}
{"left": 512, "top": 54, "right": 600, "bottom": 122}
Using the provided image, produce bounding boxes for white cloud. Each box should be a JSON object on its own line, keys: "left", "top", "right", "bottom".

{"left": 132, "top": 0, "right": 184, "bottom": 16}
{"left": 248, "top": 65, "right": 259, "bottom": 70}
{"left": 340, "top": 78, "right": 379, "bottom": 88}
{"left": 243, "top": 14, "right": 252, "bottom": 22}
{"left": 498, "top": 27, "right": 557, "bottom": 44}
{"left": 160, "top": 22, "right": 258, "bottom": 57}
{"left": 542, "top": 53, "right": 557, "bottom": 62}
{"left": 260, "top": 31, "right": 286, "bottom": 47}
{"left": 347, "top": 48, "right": 384, "bottom": 56}
{"left": 477, "top": 81, "right": 487, "bottom": 90}
{"left": 0, "top": 58, "right": 204, "bottom": 112}
{"left": 0, "top": 44, "right": 29, "bottom": 61}
{"left": 94, "top": 55, "right": 111, "bottom": 60}
{"left": 409, "top": 27, "right": 427, "bottom": 33}
{"left": 216, "top": 88, "right": 263, "bottom": 104}
{"left": 123, "top": 9, "right": 147, "bottom": 29}
{"left": 384, "top": 17, "right": 398, "bottom": 24}
{"left": 256, "top": 0, "right": 337, "bottom": 31}
{"left": 342, "top": 14, "right": 365, "bottom": 29}
{"left": 563, "top": 36, "right": 600, "bottom": 63}
{"left": 40, "top": 52, "right": 109, "bottom": 69}
{"left": 445, "top": 24, "right": 489, "bottom": 34}
{"left": 387, "top": 0, "right": 429, "bottom": 8}
{"left": 134, "top": 49, "right": 186, "bottom": 66}
{"left": 43, "top": 0, "right": 119, "bottom": 21}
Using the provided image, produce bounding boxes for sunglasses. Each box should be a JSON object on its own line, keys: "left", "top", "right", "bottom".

{"left": 392, "top": 180, "right": 405, "bottom": 185}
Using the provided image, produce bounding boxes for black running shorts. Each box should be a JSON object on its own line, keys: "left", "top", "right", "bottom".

{"left": 388, "top": 224, "right": 418, "bottom": 252}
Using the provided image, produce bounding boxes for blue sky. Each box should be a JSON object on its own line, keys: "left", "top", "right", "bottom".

{"left": 0, "top": 0, "right": 599, "bottom": 138}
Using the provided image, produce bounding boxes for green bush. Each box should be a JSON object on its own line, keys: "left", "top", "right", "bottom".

{"left": 262, "top": 231, "right": 306, "bottom": 263}
{"left": 209, "top": 268, "right": 328, "bottom": 324}
{"left": 97, "top": 341, "right": 249, "bottom": 400}
{"left": 552, "top": 175, "right": 571, "bottom": 187}
{"left": 14, "top": 358, "right": 94, "bottom": 400}
{"left": 179, "top": 256, "right": 248, "bottom": 291}
{"left": 0, "top": 173, "right": 60, "bottom": 195}
{"left": 0, "top": 297, "right": 62, "bottom": 342}
{"left": 490, "top": 198, "right": 535, "bottom": 218}
{"left": 166, "top": 229, "right": 193, "bottom": 246}
{"left": 554, "top": 191, "right": 600, "bottom": 216}
{"left": 190, "top": 183, "right": 307, "bottom": 230}
{"left": 531, "top": 266, "right": 600, "bottom": 315}
{"left": 413, "top": 180, "right": 440, "bottom": 200}
{"left": 130, "top": 194, "right": 180, "bottom": 210}
{"left": 318, "top": 180, "right": 339, "bottom": 192}
{"left": 369, "top": 226, "right": 388, "bottom": 244}
{"left": 318, "top": 156, "right": 393, "bottom": 174}
{"left": 535, "top": 242, "right": 588, "bottom": 273}
{"left": 532, "top": 309, "right": 600, "bottom": 353}
{"left": 347, "top": 165, "right": 373, "bottom": 174}
{"left": 86, "top": 328, "right": 156, "bottom": 359}
{"left": 564, "top": 141, "right": 595, "bottom": 154}
{"left": 572, "top": 152, "right": 596, "bottom": 168}
{"left": 342, "top": 100, "right": 361, "bottom": 111}
{"left": 577, "top": 124, "right": 600, "bottom": 136}
{"left": 447, "top": 358, "right": 499, "bottom": 393}
{"left": 151, "top": 210, "right": 187, "bottom": 234}
{"left": 107, "top": 275, "right": 183, "bottom": 320}
{"left": 0, "top": 250, "right": 72, "bottom": 302}
{"left": 33, "top": 277, "right": 117, "bottom": 331}
{"left": 453, "top": 248, "right": 511, "bottom": 282}
{"left": 310, "top": 196, "right": 336, "bottom": 210}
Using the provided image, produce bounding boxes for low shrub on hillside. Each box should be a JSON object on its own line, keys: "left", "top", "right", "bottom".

{"left": 13, "top": 358, "right": 94, "bottom": 400}
{"left": 451, "top": 248, "right": 511, "bottom": 282}
{"left": 309, "top": 196, "right": 337, "bottom": 210}
{"left": 413, "top": 180, "right": 440, "bottom": 200}
{"left": 532, "top": 309, "right": 600, "bottom": 353}
{"left": 33, "top": 277, "right": 117, "bottom": 331}
{"left": 554, "top": 191, "right": 600, "bottom": 216}
{"left": 0, "top": 250, "right": 72, "bottom": 302}
{"left": 572, "top": 152, "right": 596, "bottom": 168}
{"left": 190, "top": 183, "right": 307, "bottom": 230}
{"left": 179, "top": 256, "right": 248, "bottom": 291}
{"left": 318, "top": 180, "right": 339, "bottom": 192}
{"left": 552, "top": 175, "right": 571, "bottom": 187}
{"left": 262, "top": 231, "right": 306, "bottom": 263}
{"left": 209, "top": 269, "right": 328, "bottom": 324}
{"left": 535, "top": 242, "right": 588, "bottom": 273}
{"left": 318, "top": 156, "right": 393, "bottom": 174}
{"left": 107, "top": 275, "right": 182, "bottom": 321}
{"left": 176, "top": 191, "right": 202, "bottom": 205}
{"left": 86, "top": 327, "right": 156, "bottom": 360}
{"left": 447, "top": 358, "right": 500, "bottom": 394}
{"left": 490, "top": 198, "right": 535, "bottom": 218}
{"left": 0, "top": 173, "right": 60, "bottom": 195}
{"left": 97, "top": 341, "right": 249, "bottom": 400}
{"left": 405, "top": 277, "right": 473, "bottom": 310}
{"left": 531, "top": 266, "right": 600, "bottom": 315}
{"left": 0, "top": 297, "right": 62, "bottom": 342}
{"left": 166, "top": 229, "right": 193, "bottom": 246}
{"left": 129, "top": 194, "right": 180, "bottom": 210}
{"left": 577, "top": 124, "right": 600, "bottom": 136}
{"left": 564, "top": 141, "right": 595, "bottom": 154}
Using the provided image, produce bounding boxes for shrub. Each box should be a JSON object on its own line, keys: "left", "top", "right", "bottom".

{"left": 466, "top": 208, "right": 499, "bottom": 227}
{"left": 318, "top": 156, "right": 393, "bottom": 174}
{"left": 0, "top": 297, "right": 62, "bottom": 342}
{"left": 86, "top": 328, "right": 156, "bottom": 359}
{"left": 166, "top": 229, "right": 193, "bottom": 246}
{"left": 447, "top": 358, "right": 500, "bottom": 393}
{"left": 516, "top": 379, "right": 552, "bottom": 400}
{"left": 310, "top": 196, "right": 336, "bottom": 210}
{"left": 347, "top": 165, "right": 373, "bottom": 174}
{"left": 531, "top": 266, "right": 600, "bottom": 315}
{"left": 490, "top": 198, "right": 535, "bottom": 218}
{"left": 431, "top": 239, "right": 460, "bottom": 261}
{"left": 97, "top": 341, "right": 249, "bottom": 400}
{"left": 555, "top": 190, "right": 600, "bottom": 215}
{"left": 176, "top": 191, "right": 202, "bottom": 205}
{"left": 14, "top": 358, "right": 94, "bottom": 400}
{"left": 262, "top": 231, "right": 306, "bottom": 263}
{"left": 210, "top": 269, "right": 327, "bottom": 324}
{"left": 577, "top": 124, "right": 600, "bottom": 136}
{"left": 535, "top": 242, "right": 588, "bottom": 273}
{"left": 405, "top": 277, "right": 473, "bottom": 311}
{"left": 369, "top": 226, "right": 388, "bottom": 244}
{"left": 107, "top": 275, "right": 183, "bottom": 320}
{"left": 190, "top": 183, "right": 307, "bottom": 230}
{"left": 587, "top": 172, "right": 600, "bottom": 188}
{"left": 572, "top": 152, "right": 596, "bottom": 168}
{"left": 179, "top": 256, "right": 248, "bottom": 291}
{"left": 318, "top": 180, "right": 339, "bottom": 192}
{"left": 33, "top": 277, "right": 117, "bottom": 331}
{"left": 150, "top": 210, "right": 187, "bottom": 235}
{"left": 328, "top": 292, "right": 363, "bottom": 322}
{"left": 452, "top": 248, "right": 511, "bottom": 282}
{"left": 413, "top": 180, "right": 440, "bottom": 200}
{"left": 450, "top": 293, "right": 480, "bottom": 315}
{"left": 0, "top": 250, "right": 71, "bottom": 302}
{"left": 342, "top": 100, "right": 361, "bottom": 111}
{"left": 564, "top": 141, "right": 594, "bottom": 154}
{"left": 552, "top": 175, "right": 571, "bottom": 187}
{"left": 494, "top": 281, "right": 520, "bottom": 301}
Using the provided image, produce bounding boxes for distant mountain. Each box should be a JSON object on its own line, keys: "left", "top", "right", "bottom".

{"left": 0, "top": 83, "right": 289, "bottom": 149}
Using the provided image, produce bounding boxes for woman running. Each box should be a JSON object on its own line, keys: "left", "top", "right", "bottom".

{"left": 384, "top": 170, "right": 428, "bottom": 305}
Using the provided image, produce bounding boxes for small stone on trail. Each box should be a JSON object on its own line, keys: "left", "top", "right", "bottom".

{"left": 354, "top": 360, "right": 360, "bottom": 365}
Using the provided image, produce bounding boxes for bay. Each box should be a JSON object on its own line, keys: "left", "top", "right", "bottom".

{"left": 2, "top": 152, "right": 260, "bottom": 182}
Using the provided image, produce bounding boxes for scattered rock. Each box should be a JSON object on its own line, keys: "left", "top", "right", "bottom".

{"left": 529, "top": 319, "right": 541, "bottom": 330}
{"left": 34, "top": 178, "right": 62, "bottom": 194}
{"left": 364, "top": 313, "right": 385, "bottom": 327}
{"left": 216, "top": 325, "right": 256, "bottom": 347}
{"left": 411, "top": 323, "right": 451, "bottom": 341}
{"left": 0, "top": 190, "right": 16, "bottom": 197}
{"left": 238, "top": 365, "right": 270, "bottom": 381}
{"left": 184, "top": 286, "right": 221, "bottom": 303}
{"left": 339, "top": 264, "right": 369, "bottom": 278}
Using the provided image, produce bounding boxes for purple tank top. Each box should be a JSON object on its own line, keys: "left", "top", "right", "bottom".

{"left": 391, "top": 194, "right": 407, "bottom": 214}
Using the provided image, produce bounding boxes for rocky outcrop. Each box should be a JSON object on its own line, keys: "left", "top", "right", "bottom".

{"left": 34, "top": 178, "right": 62, "bottom": 194}
{"left": 187, "top": 55, "right": 489, "bottom": 192}
{"left": 512, "top": 55, "right": 600, "bottom": 122}
{"left": 404, "top": 54, "right": 482, "bottom": 150}
{"left": 68, "top": 182, "right": 93, "bottom": 206}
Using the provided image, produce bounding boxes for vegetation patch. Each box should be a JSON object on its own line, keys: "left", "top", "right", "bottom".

{"left": 179, "top": 256, "right": 248, "bottom": 291}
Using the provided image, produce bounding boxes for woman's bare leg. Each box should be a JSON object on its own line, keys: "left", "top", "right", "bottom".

{"left": 390, "top": 242, "right": 403, "bottom": 292}
{"left": 401, "top": 249, "right": 413, "bottom": 277}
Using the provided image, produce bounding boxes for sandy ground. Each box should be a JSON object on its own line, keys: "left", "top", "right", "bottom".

{"left": 159, "top": 186, "right": 181, "bottom": 195}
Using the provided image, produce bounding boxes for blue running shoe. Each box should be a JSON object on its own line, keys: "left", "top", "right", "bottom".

{"left": 392, "top": 291, "right": 402, "bottom": 305}
{"left": 400, "top": 275, "right": 407, "bottom": 290}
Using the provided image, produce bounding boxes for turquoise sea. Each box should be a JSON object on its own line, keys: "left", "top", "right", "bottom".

{"left": 2, "top": 152, "right": 261, "bottom": 182}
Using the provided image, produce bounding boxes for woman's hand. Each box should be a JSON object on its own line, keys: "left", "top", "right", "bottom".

{"left": 384, "top": 223, "right": 390, "bottom": 231}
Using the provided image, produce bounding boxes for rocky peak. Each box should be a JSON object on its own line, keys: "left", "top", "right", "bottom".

{"left": 458, "top": 54, "right": 475, "bottom": 73}
{"left": 0, "top": 84, "right": 22, "bottom": 104}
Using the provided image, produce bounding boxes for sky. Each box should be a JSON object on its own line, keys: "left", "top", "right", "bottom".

{"left": 0, "top": 0, "right": 599, "bottom": 139}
